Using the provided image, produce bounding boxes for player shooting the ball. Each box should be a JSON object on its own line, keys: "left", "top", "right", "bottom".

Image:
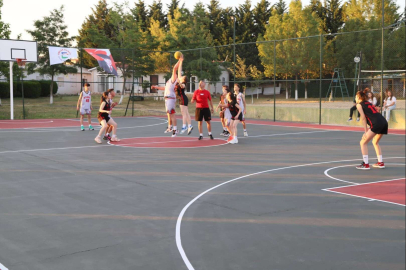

{"left": 151, "top": 51, "right": 184, "bottom": 137}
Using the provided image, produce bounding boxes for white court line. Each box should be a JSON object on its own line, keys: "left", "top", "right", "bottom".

{"left": 0, "top": 119, "right": 168, "bottom": 133}
{"left": 0, "top": 262, "right": 9, "bottom": 270}
{"left": 324, "top": 163, "right": 406, "bottom": 184}
{"left": 111, "top": 138, "right": 221, "bottom": 146}
{"left": 0, "top": 145, "right": 107, "bottom": 155}
{"left": 0, "top": 120, "right": 54, "bottom": 124}
{"left": 175, "top": 157, "right": 405, "bottom": 270}
{"left": 239, "top": 130, "right": 332, "bottom": 138}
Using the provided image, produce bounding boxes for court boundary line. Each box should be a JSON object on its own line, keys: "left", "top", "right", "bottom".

{"left": 323, "top": 178, "right": 406, "bottom": 207}
{"left": 0, "top": 261, "right": 9, "bottom": 270}
{"left": 175, "top": 156, "right": 405, "bottom": 270}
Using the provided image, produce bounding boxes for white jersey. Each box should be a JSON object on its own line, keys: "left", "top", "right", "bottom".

{"left": 81, "top": 91, "right": 91, "bottom": 110}
{"left": 164, "top": 79, "right": 177, "bottom": 98}
{"left": 224, "top": 98, "right": 232, "bottom": 120}
{"left": 237, "top": 93, "right": 245, "bottom": 112}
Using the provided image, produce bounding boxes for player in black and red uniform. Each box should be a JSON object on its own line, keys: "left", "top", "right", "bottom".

{"left": 175, "top": 74, "right": 193, "bottom": 135}
{"left": 95, "top": 91, "right": 119, "bottom": 143}
{"left": 355, "top": 88, "right": 388, "bottom": 170}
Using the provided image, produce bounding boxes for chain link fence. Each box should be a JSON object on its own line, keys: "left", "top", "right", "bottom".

{"left": 1, "top": 24, "right": 404, "bottom": 128}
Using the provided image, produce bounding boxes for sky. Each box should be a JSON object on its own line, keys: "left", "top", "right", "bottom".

{"left": 2, "top": 0, "right": 405, "bottom": 41}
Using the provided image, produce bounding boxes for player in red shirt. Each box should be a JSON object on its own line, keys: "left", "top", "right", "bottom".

{"left": 191, "top": 81, "right": 214, "bottom": 140}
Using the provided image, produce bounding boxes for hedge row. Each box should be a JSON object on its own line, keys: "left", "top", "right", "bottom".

{"left": 0, "top": 81, "right": 58, "bottom": 98}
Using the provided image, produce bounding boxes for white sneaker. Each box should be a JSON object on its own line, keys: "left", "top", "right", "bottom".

{"left": 243, "top": 131, "right": 248, "bottom": 137}
{"left": 356, "top": 118, "right": 360, "bottom": 121}
{"left": 347, "top": 117, "right": 352, "bottom": 122}
{"left": 187, "top": 126, "right": 193, "bottom": 135}
{"left": 180, "top": 127, "right": 187, "bottom": 134}
{"left": 230, "top": 137, "right": 238, "bottom": 144}
{"left": 171, "top": 130, "right": 177, "bottom": 137}
{"left": 164, "top": 127, "right": 172, "bottom": 133}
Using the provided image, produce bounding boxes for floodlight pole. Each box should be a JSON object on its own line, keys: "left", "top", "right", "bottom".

{"left": 380, "top": 0, "right": 384, "bottom": 111}
{"left": 9, "top": 61, "right": 14, "bottom": 120}
{"left": 231, "top": 16, "right": 236, "bottom": 84}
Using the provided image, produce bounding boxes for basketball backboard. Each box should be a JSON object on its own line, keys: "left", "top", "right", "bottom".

{"left": 0, "top": 39, "right": 38, "bottom": 62}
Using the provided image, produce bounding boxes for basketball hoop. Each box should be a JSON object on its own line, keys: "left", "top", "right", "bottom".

{"left": 16, "top": 58, "right": 26, "bottom": 69}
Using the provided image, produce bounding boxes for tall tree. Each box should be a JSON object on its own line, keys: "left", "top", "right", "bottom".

{"left": 273, "top": 0, "right": 288, "bottom": 15}
{"left": 0, "top": 0, "right": 11, "bottom": 80}
{"left": 258, "top": 1, "right": 320, "bottom": 99}
{"left": 148, "top": 0, "right": 166, "bottom": 29}
{"left": 27, "top": 6, "right": 77, "bottom": 104}
{"left": 132, "top": 0, "right": 148, "bottom": 31}
{"left": 253, "top": 0, "right": 271, "bottom": 39}
{"left": 311, "top": 0, "right": 344, "bottom": 39}
{"left": 207, "top": 0, "right": 223, "bottom": 47}
{"left": 77, "top": 0, "right": 114, "bottom": 68}
{"left": 86, "top": 3, "right": 155, "bottom": 102}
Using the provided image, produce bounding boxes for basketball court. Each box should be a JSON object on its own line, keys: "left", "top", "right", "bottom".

{"left": 0, "top": 116, "right": 404, "bottom": 270}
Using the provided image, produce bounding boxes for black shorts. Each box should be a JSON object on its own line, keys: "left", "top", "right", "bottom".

{"left": 98, "top": 113, "right": 110, "bottom": 124}
{"left": 231, "top": 113, "right": 243, "bottom": 121}
{"left": 179, "top": 95, "right": 188, "bottom": 106}
{"left": 371, "top": 122, "right": 388, "bottom": 134}
{"left": 195, "top": 108, "right": 211, "bottom": 122}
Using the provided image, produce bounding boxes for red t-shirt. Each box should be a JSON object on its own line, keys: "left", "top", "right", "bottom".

{"left": 192, "top": 89, "right": 212, "bottom": 108}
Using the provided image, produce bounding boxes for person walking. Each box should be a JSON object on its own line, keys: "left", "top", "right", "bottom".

{"left": 76, "top": 83, "right": 94, "bottom": 131}
{"left": 191, "top": 81, "right": 214, "bottom": 140}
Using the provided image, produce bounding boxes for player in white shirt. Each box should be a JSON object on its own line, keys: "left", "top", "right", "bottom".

{"left": 382, "top": 90, "right": 396, "bottom": 122}
{"left": 76, "top": 83, "right": 94, "bottom": 131}
{"left": 151, "top": 56, "right": 183, "bottom": 137}
{"left": 235, "top": 85, "right": 248, "bottom": 136}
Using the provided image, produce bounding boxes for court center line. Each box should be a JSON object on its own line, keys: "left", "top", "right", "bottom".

{"left": 175, "top": 156, "right": 405, "bottom": 270}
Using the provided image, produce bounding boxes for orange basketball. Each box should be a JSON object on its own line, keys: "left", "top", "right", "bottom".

{"left": 174, "top": 51, "right": 183, "bottom": 60}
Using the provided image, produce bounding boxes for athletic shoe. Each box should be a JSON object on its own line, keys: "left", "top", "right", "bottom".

{"left": 111, "top": 137, "right": 121, "bottom": 142}
{"left": 209, "top": 134, "right": 214, "bottom": 140}
{"left": 107, "top": 134, "right": 112, "bottom": 141}
{"left": 224, "top": 131, "right": 230, "bottom": 137}
{"left": 356, "top": 162, "right": 370, "bottom": 170}
{"left": 89, "top": 125, "right": 94, "bottom": 131}
{"left": 187, "top": 126, "right": 193, "bottom": 135}
{"left": 227, "top": 136, "right": 234, "bottom": 143}
{"left": 243, "top": 131, "right": 248, "bottom": 137}
{"left": 220, "top": 131, "right": 226, "bottom": 136}
{"left": 372, "top": 162, "right": 385, "bottom": 169}
{"left": 180, "top": 127, "right": 187, "bottom": 134}
{"left": 198, "top": 136, "right": 203, "bottom": 140}
{"left": 95, "top": 136, "right": 102, "bottom": 144}
{"left": 164, "top": 127, "right": 172, "bottom": 133}
{"left": 103, "top": 135, "right": 108, "bottom": 140}
{"left": 172, "top": 130, "right": 177, "bottom": 137}
{"left": 81, "top": 125, "right": 85, "bottom": 131}
{"left": 356, "top": 118, "right": 360, "bottom": 121}
{"left": 347, "top": 117, "right": 352, "bottom": 121}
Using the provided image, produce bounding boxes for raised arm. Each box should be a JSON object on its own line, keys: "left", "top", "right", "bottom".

{"left": 177, "top": 55, "right": 184, "bottom": 81}
{"left": 171, "top": 60, "right": 181, "bottom": 83}
{"left": 151, "top": 85, "right": 165, "bottom": 90}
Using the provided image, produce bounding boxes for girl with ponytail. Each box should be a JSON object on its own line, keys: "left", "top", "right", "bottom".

{"left": 355, "top": 88, "right": 388, "bottom": 170}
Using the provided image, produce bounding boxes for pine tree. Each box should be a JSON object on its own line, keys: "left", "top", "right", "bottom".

{"left": 77, "top": 0, "right": 114, "bottom": 68}
{"left": 26, "top": 6, "right": 77, "bottom": 104}
{"left": 148, "top": 0, "right": 166, "bottom": 29}
{"left": 253, "top": 0, "right": 271, "bottom": 39}
{"left": 132, "top": 0, "right": 148, "bottom": 31}
{"left": 273, "top": 0, "right": 288, "bottom": 15}
{"left": 311, "top": 0, "right": 344, "bottom": 39}
{"left": 207, "top": 0, "right": 224, "bottom": 48}
{"left": 0, "top": 0, "right": 11, "bottom": 80}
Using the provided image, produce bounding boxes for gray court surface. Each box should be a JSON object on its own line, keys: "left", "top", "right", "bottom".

{"left": 0, "top": 117, "right": 405, "bottom": 270}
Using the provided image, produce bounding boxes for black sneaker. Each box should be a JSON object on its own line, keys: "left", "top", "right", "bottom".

{"left": 103, "top": 135, "right": 108, "bottom": 140}
{"left": 187, "top": 126, "right": 193, "bottom": 135}
{"left": 198, "top": 136, "right": 203, "bottom": 140}
{"left": 209, "top": 134, "right": 214, "bottom": 140}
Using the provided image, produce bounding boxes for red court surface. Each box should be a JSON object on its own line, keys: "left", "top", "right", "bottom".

{"left": 325, "top": 179, "right": 406, "bottom": 206}
{"left": 0, "top": 119, "right": 79, "bottom": 129}
{"left": 109, "top": 136, "right": 227, "bottom": 148}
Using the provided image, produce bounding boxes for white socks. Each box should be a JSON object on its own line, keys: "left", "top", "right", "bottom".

{"left": 208, "top": 132, "right": 212, "bottom": 135}
{"left": 378, "top": 155, "right": 383, "bottom": 162}
{"left": 173, "top": 126, "right": 177, "bottom": 130}
{"left": 363, "top": 155, "right": 369, "bottom": 164}
{"left": 182, "top": 124, "right": 186, "bottom": 128}
{"left": 200, "top": 133, "right": 203, "bottom": 136}
{"left": 188, "top": 124, "right": 192, "bottom": 128}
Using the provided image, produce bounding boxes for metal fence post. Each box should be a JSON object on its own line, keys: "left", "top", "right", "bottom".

{"left": 319, "top": 34, "right": 323, "bottom": 125}
{"left": 380, "top": 0, "right": 384, "bottom": 110}
{"left": 273, "top": 40, "right": 276, "bottom": 122}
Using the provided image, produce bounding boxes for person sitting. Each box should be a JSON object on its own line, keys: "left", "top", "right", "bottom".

{"left": 382, "top": 90, "right": 396, "bottom": 122}
{"left": 348, "top": 100, "right": 361, "bottom": 122}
